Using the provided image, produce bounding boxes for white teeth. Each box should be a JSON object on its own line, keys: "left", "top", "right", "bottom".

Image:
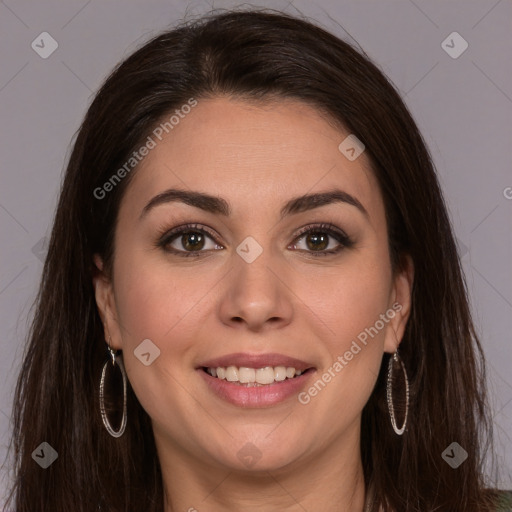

{"left": 206, "top": 365, "right": 305, "bottom": 384}
{"left": 225, "top": 366, "right": 239, "bottom": 382}
{"left": 274, "top": 366, "right": 287, "bottom": 382}
{"left": 238, "top": 367, "right": 256, "bottom": 383}
{"left": 255, "top": 367, "right": 275, "bottom": 384}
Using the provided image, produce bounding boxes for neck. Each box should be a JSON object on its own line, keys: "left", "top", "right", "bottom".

{"left": 157, "top": 425, "right": 367, "bottom": 512}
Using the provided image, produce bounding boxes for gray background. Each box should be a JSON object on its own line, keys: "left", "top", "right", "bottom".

{"left": 1, "top": 0, "right": 511, "bottom": 503}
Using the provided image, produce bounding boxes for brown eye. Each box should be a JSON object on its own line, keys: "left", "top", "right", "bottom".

{"left": 290, "top": 223, "right": 354, "bottom": 256}
{"left": 179, "top": 231, "right": 206, "bottom": 251}
{"left": 303, "top": 231, "right": 329, "bottom": 251}
{"left": 158, "top": 223, "right": 223, "bottom": 257}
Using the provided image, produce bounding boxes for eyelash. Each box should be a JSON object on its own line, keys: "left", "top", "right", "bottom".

{"left": 156, "top": 222, "right": 354, "bottom": 258}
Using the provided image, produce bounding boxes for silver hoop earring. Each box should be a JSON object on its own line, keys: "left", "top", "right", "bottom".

{"left": 99, "top": 343, "right": 127, "bottom": 438}
{"left": 386, "top": 350, "right": 409, "bottom": 435}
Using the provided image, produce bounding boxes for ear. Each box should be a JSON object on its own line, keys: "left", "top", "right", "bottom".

{"left": 92, "top": 254, "right": 123, "bottom": 351}
{"left": 384, "top": 253, "right": 414, "bottom": 354}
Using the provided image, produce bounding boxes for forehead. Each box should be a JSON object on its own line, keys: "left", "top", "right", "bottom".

{"left": 120, "top": 96, "right": 384, "bottom": 226}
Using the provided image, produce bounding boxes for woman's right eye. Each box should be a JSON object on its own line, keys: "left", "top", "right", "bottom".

{"left": 158, "top": 224, "right": 223, "bottom": 257}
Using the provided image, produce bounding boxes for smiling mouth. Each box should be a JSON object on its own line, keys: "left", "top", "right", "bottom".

{"left": 200, "top": 365, "right": 315, "bottom": 386}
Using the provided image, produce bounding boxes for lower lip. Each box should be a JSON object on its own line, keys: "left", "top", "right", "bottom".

{"left": 197, "top": 369, "right": 315, "bottom": 408}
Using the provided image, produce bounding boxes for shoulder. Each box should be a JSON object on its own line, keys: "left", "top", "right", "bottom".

{"left": 495, "top": 490, "right": 512, "bottom": 511}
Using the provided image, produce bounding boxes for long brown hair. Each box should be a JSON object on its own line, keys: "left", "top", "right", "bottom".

{"left": 3, "top": 8, "right": 501, "bottom": 511}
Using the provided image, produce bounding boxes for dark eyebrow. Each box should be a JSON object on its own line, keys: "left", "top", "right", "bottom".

{"left": 139, "top": 188, "right": 369, "bottom": 221}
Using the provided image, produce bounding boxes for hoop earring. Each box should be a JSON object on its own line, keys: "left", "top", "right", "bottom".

{"left": 386, "top": 350, "right": 409, "bottom": 435}
{"left": 99, "top": 340, "right": 127, "bottom": 438}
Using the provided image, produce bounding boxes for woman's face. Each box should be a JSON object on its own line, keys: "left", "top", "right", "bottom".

{"left": 94, "top": 96, "right": 413, "bottom": 473}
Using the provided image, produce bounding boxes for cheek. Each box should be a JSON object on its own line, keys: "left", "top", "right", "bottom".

{"left": 111, "top": 252, "right": 204, "bottom": 432}
{"left": 114, "top": 272, "right": 173, "bottom": 342}
{"left": 303, "top": 248, "right": 391, "bottom": 412}
{"left": 112, "top": 242, "right": 197, "bottom": 343}
{"left": 314, "top": 249, "right": 392, "bottom": 351}
{"left": 111, "top": 245, "right": 219, "bottom": 385}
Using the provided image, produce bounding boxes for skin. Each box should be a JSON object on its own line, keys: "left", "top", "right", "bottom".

{"left": 93, "top": 96, "right": 413, "bottom": 512}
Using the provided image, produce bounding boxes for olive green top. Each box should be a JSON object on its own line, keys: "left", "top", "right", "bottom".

{"left": 497, "top": 490, "right": 512, "bottom": 511}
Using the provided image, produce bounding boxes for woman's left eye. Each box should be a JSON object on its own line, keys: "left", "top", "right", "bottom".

{"left": 157, "top": 222, "right": 353, "bottom": 258}
{"left": 290, "top": 223, "right": 354, "bottom": 256}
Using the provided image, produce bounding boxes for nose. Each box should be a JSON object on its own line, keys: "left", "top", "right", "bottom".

{"left": 218, "top": 247, "right": 294, "bottom": 332}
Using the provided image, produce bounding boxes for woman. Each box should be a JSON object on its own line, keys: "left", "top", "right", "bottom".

{"left": 4, "top": 8, "right": 511, "bottom": 512}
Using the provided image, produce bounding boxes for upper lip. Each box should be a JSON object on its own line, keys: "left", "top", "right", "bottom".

{"left": 198, "top": 352, "right": 315, "bottom": 372}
